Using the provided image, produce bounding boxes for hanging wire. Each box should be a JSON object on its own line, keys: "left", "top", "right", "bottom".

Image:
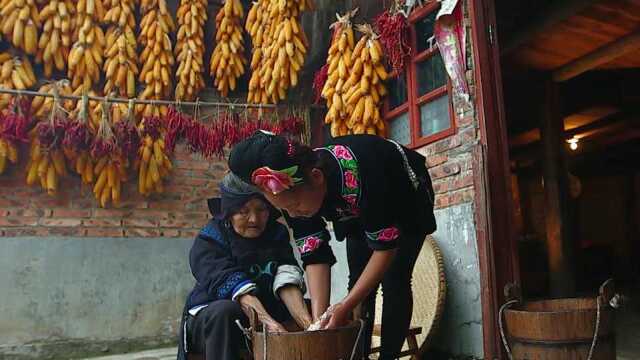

{"left": 0, "top": 87, "right": 324, "bottom": 109}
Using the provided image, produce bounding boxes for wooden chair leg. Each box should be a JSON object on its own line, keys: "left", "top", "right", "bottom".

{"left": 407, "top": 334, "right": 420, "bottom": 360}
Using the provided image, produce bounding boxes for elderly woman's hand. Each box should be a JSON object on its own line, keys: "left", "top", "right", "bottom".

{"left": 238, "top": 294, "right": 288, "bottom": 333}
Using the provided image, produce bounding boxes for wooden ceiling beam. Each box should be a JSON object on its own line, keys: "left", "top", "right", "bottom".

{"left": 500, "top": 0, "right": 601, "bottom": 56}
{"left": 553, "top": 30, "right": 640, "bottom": 82}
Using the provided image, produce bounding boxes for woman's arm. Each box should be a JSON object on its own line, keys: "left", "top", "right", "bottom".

{"left": 306, "top": 263, "right": 331, "bottom": 321}
{"left": 278, "top": 285, "right": 313, "bottom": 329}
{"left": 323, "top": 248, "right": 397, "bottom": 329}
{"left": 238, "top": 294, "right": 287, "bottom": 333}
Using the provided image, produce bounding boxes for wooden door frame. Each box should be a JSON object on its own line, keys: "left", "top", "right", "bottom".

{"left": 469, "top": 0, "right": 520, "bottom": 358}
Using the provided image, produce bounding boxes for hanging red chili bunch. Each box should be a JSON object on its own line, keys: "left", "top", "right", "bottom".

{"left": 312, "top": 64, "right": 329, "bottom": 104}
{"left": 165, "top": 107, "right": 191, "bottom": 154}
{"left": 374, "top": 9, "right": 411, "bottom": 76}
{"left": 113, "top": 102, "right": 141, "bottom": 160}
{"left": 221, "top": 111, "right": 243, "bottom": 147}
{"left": 278, "top": 115, "right": 304, "bottom": 136}
{"left": 0, "top": 97, "right": 32, "bottom": 174}
{"left": 62, "top": 95, "right": 95, "bottom": 184}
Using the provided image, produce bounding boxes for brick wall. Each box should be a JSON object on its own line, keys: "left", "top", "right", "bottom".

{"left": 0, "top": 144, "right": 223, "bottom": 238}
{"left": 419, "top": 97, "right": 478, "bottom": 211}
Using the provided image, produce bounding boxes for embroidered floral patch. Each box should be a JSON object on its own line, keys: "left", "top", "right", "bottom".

{"left": 366, "top": 227, "right": 400, "bottom": 243}
{"left": 251, "top": 165, "right": 303, "bottom": 195}
{"left": 295, "top": 231, "right": 328, "bottom": 255}
{"left": 326, "top": 145, "right": 361, "bottom": 219}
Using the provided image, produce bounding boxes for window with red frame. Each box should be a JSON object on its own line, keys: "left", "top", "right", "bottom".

{"left": 385, "top": 4, "right": 455, "bottom": 148}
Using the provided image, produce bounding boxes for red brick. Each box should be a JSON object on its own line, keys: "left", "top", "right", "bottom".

{"left": 1, "top": 227, "right": 49, "bottom": 236}
{"left": 429, "top": 163, "right": 461, "bottom": 180}
{"left": 435, "top": 195, "right": 450, "bottom": 209}
{"left": 83, "top": 218, "right": 123, "bottom": 227}
{"left": 51, "top": 209, "right": 92, "bottom": 218}
{"left": 172, "top": 211, "right": 209, "bottom": 220}
{"left": 0, "top": 217, "right": 39, "bottom": 227}
{"left": 426, "top": 154, "right": 448, "bottom": 168}
{"left": 40, "top": 218, "right": 83, "bottom": 227}
{"left": 11, "top": 209, "right": 49, "bottom": 217}
{"left": 459, "top": 127, "right": 477, "bottom": 144}
{"left": 449, "top": 189, "right": 475, "bottom": 206}
{"left": 148, "top": 200, "right": 188, "bottom": 210}
{"left": 457, "top": 113, "right": 475, "bottom": 128}
{"left": 86, "top": 227, "right": 125, "bottom": 237}
{"left": 124, "top": 228, "right": 161, "bottom": 237}
{"left": 179, "top": 229, "right": 199, "bottom": 238}
{"left": 159, "top": 219, "right": 192, "bottom": 228}
{"left": 174, "top": 178, "right": 210, "bottom": 186}
{"left": 432, "top": 180, "right": 449, "bottom": 194}
{"left": 0, "top": 210, "right": 10, "bottom": 217}
{"left": 0, "top": 198, "right": 23, "bottom": 207}
{"left": 123, "top": 218, "right": 158, "bottom": 228}
{"left": 175, "top": 159, "right": 211, "bottom": 171}
{"left": 161, "top": 229, "right": 181, "bottom": 237}
{"left": 94, "top": 209, "right": 132, "bottom": 218}
{"left": 48, "top": 227, "right": 86, "bottom": 236}
{"left": 451, "top": 172, "right": 474, "bottom": 190}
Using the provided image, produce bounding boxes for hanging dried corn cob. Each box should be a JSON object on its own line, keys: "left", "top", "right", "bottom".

{"left": 27, "top": 88, "right": 68, "bottom": 195}
{"left": 342, "top": 24, "right": 388, "bottom": 137}
{"left": 321, "top": 10, "right": 356, "bottom": 138}
{"left": 91, "top": 100, "right": 127, "bottom": 207}
{"left": 0, "top": 53, "right": 37, "bottom": 109}
{"left": 36, "top": 0, "right": 75, "bottom": 77}
{"left": 103, "top": 0, "right": 138, "bottom": 98}
{"left": 68, "top": 0, "right": 106, "bottom": 95}
{"left": 137, "top": 0, "right": 175, "bottom": 117}
{"left": 0, "top": 97, "right": 31, "bottom": 175}
{"left": 0, "top": 0, "right": 40, "bottom": 55}
{"left": 136, "top": 116, "right": 171, "bottom": 196}
{"left": 210, "top": 0, "right": 245, "bottom": 98}
{"left": 175, "top": 0, "right": 207, "bottom": 101}
{"left": 246, "top": 0, "right": 311, "bottom": 104}
{"left": 31, "top": 80, "right": 75, "bottom": 120}
{"left": 62, "top": 93, "right": 94, "bottom": 184}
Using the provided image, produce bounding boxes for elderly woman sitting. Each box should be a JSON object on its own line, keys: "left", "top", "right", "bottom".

{"left": 178, "top": 173, "right": 312, "bottom": 360}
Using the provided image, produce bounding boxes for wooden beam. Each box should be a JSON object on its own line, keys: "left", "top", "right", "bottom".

{"left": 553, "top": 30, "right": 640, "bottom": 82}
{"left": 501, "top": 0, "right": 600, "bottom": 56}
{"left": 540, "top": 79, "right": 576, "bottom": 298}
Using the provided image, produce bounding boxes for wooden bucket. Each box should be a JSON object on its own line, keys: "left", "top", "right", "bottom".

{"left": 500, "top": 280, "right": 617, "bottom": 360}
{"left": 251, "top": 320, "right": 364, "bottom": 360}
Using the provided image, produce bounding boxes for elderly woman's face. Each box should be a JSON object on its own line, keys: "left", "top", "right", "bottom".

{"left": 230, "top": 198, "right": 270, "bottom": 238}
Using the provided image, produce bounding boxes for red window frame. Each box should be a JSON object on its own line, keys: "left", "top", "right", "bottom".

{"left": 384, "top": 3, "right": 456, "bottom": 149}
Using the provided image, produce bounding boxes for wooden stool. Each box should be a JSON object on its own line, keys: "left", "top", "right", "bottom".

{"left": 369, "top": 324, "right": 423, "bottom": 359}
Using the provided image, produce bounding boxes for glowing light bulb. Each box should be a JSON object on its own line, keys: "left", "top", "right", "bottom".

{"left": 567, "top": 137, "right": 579, "bottom": 151}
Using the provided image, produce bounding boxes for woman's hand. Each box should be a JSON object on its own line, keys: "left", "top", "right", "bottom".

{"left": 321, "top": 302, "right": 352, "bottom": 330}
{"left": 238, "top": 294, "right": 288, "bottom": 333}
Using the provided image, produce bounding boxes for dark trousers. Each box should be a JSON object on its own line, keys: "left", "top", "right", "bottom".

{"left": 346, "top": 229, "right": 425, "bottom": 360}
{"left": 186, "top": 300, "right": 249, "bottom": 360}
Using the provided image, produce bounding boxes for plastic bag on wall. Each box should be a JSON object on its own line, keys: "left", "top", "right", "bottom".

{"left": 434, "top": 0, "right": 470, "bottom": 104}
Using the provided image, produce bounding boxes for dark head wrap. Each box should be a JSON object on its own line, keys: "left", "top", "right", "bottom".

{"left": 207, "top": 172, "right": 264, "bottom": 219}
{"left": 228, "top": 131, "right": 311, "bottom": 193}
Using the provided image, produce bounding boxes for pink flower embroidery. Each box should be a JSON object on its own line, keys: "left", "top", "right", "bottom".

{"left": 344, "top": 171, "right": 359, "bottom": 189}
{"left": 332, "top": 145, "right": 353, "bottom": 160}
{"left": 301, "top": 236, "right": 322, "bottom": 253}
{"left": 251, "top": 166, "right": 300, "bottom": 195}
{"left": 378, "top": 227, "right": 400, "bottom": 242}
{"left": 344, "top": 194, "right": 358, "bottom": 207}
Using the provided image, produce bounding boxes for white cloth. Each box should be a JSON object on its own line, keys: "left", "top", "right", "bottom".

{"left": 272, "top": 264, "right": 306, "bottom": 299}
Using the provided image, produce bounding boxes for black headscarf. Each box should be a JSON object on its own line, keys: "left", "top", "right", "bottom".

{"left": 228, "top": 131, "right": 309, "bottom": 186}
{"left": 207, "top": 172, "right": 264, "bottom": 219}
